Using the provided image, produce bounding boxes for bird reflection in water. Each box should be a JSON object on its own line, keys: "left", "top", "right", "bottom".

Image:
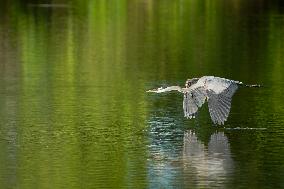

{"left": 182, "top": 130, "right": 234, "bottom": 187}
{"left": 147, "top": 121, "right": 234, "bottom": 188}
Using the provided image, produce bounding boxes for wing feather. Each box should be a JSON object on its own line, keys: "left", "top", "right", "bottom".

{"left": 183, "top": 87, "right": 207, "bottom": 119}
{"left": 183, "top": 93, "right": 198, "bottom": 118}
{"left": 207, "top": 83, "right": 238, "bottom": 125}
{"left": 210, "top": 96, "right": 223, "bottom": 124}
{"left": 183, "top": 76, "right": 239, "bottom": 124}
{"left": 218, "top": 104, "right": 228, "bottom": 120}
{"left": 192, "top": 87, "right": 207, "bottom": 107}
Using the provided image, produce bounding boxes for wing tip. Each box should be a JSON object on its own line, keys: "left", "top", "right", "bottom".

{"left": 184, "top": 114, "right": 196, "bottom": 119}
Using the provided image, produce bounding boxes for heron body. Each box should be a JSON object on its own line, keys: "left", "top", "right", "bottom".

{"left": 147, "top": 76, "right": 260, "bottom": 125}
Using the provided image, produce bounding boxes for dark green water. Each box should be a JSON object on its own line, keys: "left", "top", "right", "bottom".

{"left": 0, "top": 1, "right": 284, "bottom": 188}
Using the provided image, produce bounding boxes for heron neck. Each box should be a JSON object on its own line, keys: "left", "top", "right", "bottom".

{"left": 164, "top": 86, "right": 182, "bottom": 92}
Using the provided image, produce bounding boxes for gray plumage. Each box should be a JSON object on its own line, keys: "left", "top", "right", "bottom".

{"left": 147, "top": 76, "right": 260, "bottom": 125}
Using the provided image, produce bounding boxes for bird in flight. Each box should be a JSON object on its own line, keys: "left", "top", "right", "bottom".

{"left": 147, "top": 76, "right": 260, "bottom": 125}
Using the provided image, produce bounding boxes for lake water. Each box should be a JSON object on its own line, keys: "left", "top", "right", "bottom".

{"left": 0, "top": 1, "right": 284, "bottom": 188}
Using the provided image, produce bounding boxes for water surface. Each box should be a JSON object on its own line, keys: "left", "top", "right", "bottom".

{"left": 0, "top": 1, "right": 284, "bottom": 188}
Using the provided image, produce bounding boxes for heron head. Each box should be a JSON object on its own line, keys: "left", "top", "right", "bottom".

{"left": 185, "top": 78, "right": 199, "bottom": 88}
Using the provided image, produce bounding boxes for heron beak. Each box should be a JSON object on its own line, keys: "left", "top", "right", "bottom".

{"left": 146, "top": 87, "right": 163, "bottom": 93}
{"left": 146, "top": 89, "right": 157, "bottom": 93}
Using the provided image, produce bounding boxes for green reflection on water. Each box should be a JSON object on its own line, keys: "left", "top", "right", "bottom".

{"left": 0, "top": 1, "right": 284, "bottom": 189}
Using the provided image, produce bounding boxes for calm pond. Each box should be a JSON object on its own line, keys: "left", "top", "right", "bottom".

{"left": 0, "top": 1, "right": 283, "bottom": 188}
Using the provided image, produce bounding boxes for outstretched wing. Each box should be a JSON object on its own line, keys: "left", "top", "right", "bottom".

{"left": 183, "top": 87, "right": 207, "bottom": 119}
{"left": 207, "top": 82, "right": 238, "bottom": 125}
{"left": 183, "top": 93, "right": 198, "bottom": 118}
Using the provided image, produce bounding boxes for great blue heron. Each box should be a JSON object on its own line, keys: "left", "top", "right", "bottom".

{"left": 147, "top": 76, "right": 260, "bottom": 125}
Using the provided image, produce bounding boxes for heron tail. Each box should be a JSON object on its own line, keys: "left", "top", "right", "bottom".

{"left": 244, "top": 84, "right": 262, "bottom": 88}
{"left": 235, "top": 81, "right": 262, "bottom": 87}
